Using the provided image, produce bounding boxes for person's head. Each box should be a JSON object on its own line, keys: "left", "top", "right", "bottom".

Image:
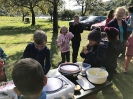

{"left": 60, "top": 26, "right": 68, "bottom": 34}
{"left": 108, "top": 10, "right": 114, "bottom": 18}
{"left": 128, "top": 6, "right": 133, "bottom": 14}
{"left": 101, "top": 32, "right": 107, "bottom": 39}
{"left": 12, "top": 58, "right": 47, "bottom": 98}
{"left": 114, "top": 7, "right": 126, "bottom": 20}
{"left": 88, "top": 28, "right": 101, "bottom": 46}
{"left": 33, "top": 30, "right": 47, "bottom": 50}
{"left": 74, "top": 15, "right": 79, "bottom": 23}
{"left": 104, "top": 27, "right": 119, "bottom": 41}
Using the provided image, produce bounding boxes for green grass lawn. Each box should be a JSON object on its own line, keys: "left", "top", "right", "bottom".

{"left": 0, "top": 16, "right": 133, "bottom": 99}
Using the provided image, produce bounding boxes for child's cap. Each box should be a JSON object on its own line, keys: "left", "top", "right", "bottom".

{"left": 88, "top": 28, "right": 101, "bottom": 43}
{"left": 104, "top": 27, "right": 119, "bottom": 39}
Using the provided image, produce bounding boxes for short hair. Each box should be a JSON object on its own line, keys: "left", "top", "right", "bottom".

{"left": 33, "top": 30, "right": 47, "bottom": 45}
{"left": 114, "top": 7, "right": 126, "bottom": 18}
{"left": 12, "top": 58, "right": 44, "bottom": 96}
{"left": 74, "top": 15, "right": 79, "bottom": 19}
{"left": 128, "top": 6, "right": 133, "bottom": 13}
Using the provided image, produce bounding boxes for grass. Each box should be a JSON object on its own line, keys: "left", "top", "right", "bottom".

{"left": 0, "top": 16, "right": 133, "bottom": 99}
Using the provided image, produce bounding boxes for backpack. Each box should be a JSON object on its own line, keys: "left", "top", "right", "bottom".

{"left": 127, "top": 15, "right": 133, "bottom": 28}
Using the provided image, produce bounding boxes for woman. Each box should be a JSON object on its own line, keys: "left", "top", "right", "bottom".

{"left": 106, "top": 7, "right": 128, "bottom": 59}
{"left": 105, "top": 10, "right": 114, "bottom": 25}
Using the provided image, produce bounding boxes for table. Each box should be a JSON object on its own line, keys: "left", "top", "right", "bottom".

{"left": 47, "top": 69, "right": 112, "bottom": 99}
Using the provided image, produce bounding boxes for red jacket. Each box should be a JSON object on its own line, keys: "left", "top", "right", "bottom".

{"left": 126, "top": 36, "right": 133, "bottom": 55}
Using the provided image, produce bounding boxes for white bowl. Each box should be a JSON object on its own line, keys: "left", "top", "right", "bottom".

{"left": 86, "top": 68, "right": 108, "bottom": 84}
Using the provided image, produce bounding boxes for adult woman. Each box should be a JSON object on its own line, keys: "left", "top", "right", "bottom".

{"left": 106, "top": 7, "right": 128, "bottom": 59}
{"left": 105, "top": 10, "right": 114, "bottom": 25}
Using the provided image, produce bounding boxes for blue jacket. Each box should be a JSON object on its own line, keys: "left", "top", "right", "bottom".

{"left": 80, "top": 44, "right": 105, "bottom": 67}
{"left": 22, "top": 43, "right": 51, "bottom": 74}
{"left": 126, "top": 13, "right": 133, "bottom": 31}
{"left": 107, "top": 18, "right": 128, "bottom": 41}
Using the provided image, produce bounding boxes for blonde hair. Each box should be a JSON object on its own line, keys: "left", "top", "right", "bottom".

{"left": 60, "top": 26, "right": 68, "bottom": 34}
{"left": 114, "top": 7, "right": 126, "bottom": 18}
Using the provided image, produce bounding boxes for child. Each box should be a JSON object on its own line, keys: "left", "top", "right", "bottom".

{"left": 22, "top": 30, "right": 51, "bottom": 75}
{"left": 69, "top": 15, "right": 83, "bottom": 63}
{"left": 80, "top": 28, "right": 105, "bottom": 68}
{"left": 124, "top": 32, "right": 133, "bottom": 73}
{"left": 102, "top": 27, "right": 123, "bottom": 81}
{"left": 12, "top": 58, "right": 47, "bottom": 99}
{"left": 57, "top": 26, "right": 74, "bottom": 64}
{"left": 0, "top": 46, "right": 7, "bottom": 82}
{"left": 126, "top": 6, "right": 133, "bottom": 38}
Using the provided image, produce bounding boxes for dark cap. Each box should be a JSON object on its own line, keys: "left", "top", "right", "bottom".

{"left": 88, "top": 29, "right": 101, "bottom": 43}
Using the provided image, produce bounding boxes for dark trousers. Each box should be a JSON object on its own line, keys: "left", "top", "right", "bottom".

{"left": 72, "top": 41, "right": 80, "bottom": 63}
{"left": 106, "top": 68, "right": 115, "bottom": 82}
{"left": 61, "top": 51, "right": 70, "bottom": 63}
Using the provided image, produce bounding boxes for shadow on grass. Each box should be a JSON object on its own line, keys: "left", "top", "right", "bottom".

{"left": 50, "top": 33, "right": 59, "bottom": 69}
{"left": 0, "top": 25, "right": 52, "bottom": 36}
{"left": 5, "top": 51, "right": 23, "bottom": 80}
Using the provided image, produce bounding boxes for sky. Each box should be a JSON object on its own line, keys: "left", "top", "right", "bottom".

{"left": 63, "top": 0, "right": 110, "bottom": 10}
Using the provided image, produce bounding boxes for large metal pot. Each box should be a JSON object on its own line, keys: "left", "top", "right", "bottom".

{"left": 58, "top": 63, "right": 81, "bottom": 77}
{"left": 86, "top": 68, "right": 108, "bottom": 84}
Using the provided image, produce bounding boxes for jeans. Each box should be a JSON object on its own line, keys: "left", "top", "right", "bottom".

{"left": 72, "top": 41, "right": 80, "bottom": 63}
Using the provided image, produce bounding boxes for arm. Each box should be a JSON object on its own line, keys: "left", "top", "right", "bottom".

{"left": 68, "top": 32, "right": 74, "bottom": 40}
{"left": 78, "top": 23, "right": 83, "bottom": 33}
{"left": 85, "top": 47, "right": 105, "bottom": 67}
{"left": 22, "top": 44, "right": 32, "bottom": 58}
{"left": 57, "top": 36, "right": 64, "bottom": 46}
{"left": 44, "top": 49, "right": 51, "bottom": 74}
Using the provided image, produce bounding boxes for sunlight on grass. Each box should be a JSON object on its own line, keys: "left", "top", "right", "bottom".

{"left": 0, "top": 16, "right": 133, "bottom": 99}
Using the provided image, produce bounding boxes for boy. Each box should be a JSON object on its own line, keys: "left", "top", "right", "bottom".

{"left": 69, "top": 15, "right": 83, "bottom": 63}
{"left": 22, "top": 30, "right": 51, "bottom": 75}
{"left": 12, "top": 58, "right": 47, "bottom": 99}
{"left": 0, "top": 46, "right": 7, "bottom": 82}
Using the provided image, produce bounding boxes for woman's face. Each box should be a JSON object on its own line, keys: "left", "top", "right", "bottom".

{"left": 116, "top": 9, "right": 125, "bottom": 20}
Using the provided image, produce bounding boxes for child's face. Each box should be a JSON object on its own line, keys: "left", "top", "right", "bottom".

{"left": 89, "top": 40, "right": 97, "bottom": 46}
{"left": 61, "top": 27, "right": 67, "bottom": 34}
{"left": 34, "top": 41, "right": 46, "bottom": 50}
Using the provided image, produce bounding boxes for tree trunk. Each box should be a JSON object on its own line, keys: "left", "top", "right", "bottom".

{"left": 53, "top": 0, "right": 58, "bottom": 34}
{"left": 22, "top": 13, "right": 25, "bottom": 22}
{"left": 81, "top": 5, "right": 84, "bottom": 16}
{"left": 30, "top": 3, "right": 35, "bottom": 26}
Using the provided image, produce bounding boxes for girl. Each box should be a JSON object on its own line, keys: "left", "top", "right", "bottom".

{"left": 124, "top": 32, "right": 133, "bottom": 73}
{"left": 57, "top": 26, "right": 74, "bottom": 64}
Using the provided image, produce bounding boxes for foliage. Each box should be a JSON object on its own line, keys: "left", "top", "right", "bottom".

{"left": 59, "top": 10, "right": 76, "bottom": 21}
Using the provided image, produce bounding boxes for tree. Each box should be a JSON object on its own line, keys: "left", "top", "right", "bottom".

{"left": 46, "top": 0, "right": 63, "bottom": 34}
{"left": 11, "top": 0, "right": 43, "bottom": 26}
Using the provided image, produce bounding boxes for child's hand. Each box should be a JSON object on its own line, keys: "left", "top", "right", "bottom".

{"left": 82, "top": 47, "right": 88, "bottom": 54}
{"left": 124, "top": 40, "right": 129, "bottom": 47}
{"left": 62, "top": 39, "right": 65, "bottom": 45}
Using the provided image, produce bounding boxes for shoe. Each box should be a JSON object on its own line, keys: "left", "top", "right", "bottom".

{"left": 123, "top": 70, "right": 127, "bottom": 74}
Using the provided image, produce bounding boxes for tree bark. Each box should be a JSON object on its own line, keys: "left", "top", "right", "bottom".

{"left": 53, "top": 0, "right": 58, "bottom": 34}
{"left": 30, "top": 3, "right": 35, "bottom": 26}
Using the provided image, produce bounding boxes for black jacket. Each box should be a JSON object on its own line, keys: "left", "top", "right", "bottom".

{"left": 101, "top": 40, "right": 123, "bottom": 69}
{"left": 69, "top": 23, "right": 83, "bottom": 41}
{"left": 80, "top": 44, "right": 105, "bottom": 67}
{"left": 22, "top": 43, "right": 51, "bottom": 74}
{"left": 107, "top": 18, "right": 128, "bottom": 41}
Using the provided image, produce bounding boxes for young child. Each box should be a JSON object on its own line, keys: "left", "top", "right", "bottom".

{"left": 80, "top": 28, "right": 105, "bottom": 68}
{"left": 22, "top": 30, "right": 51, "bottom": 75}
{"left": 0, "top": 46, "right": 7, "bottom": 82}
{"left": 57, "top": 26, "right": 74, "bottom": 64}
{"left": 124, "top": 32, "right": 133, "bottom": 73}
{"left": 102, "top": 27, "right": 123, "bottom": 81}
{"left": 12, "top": 58, "right": 47, "bottom": 99}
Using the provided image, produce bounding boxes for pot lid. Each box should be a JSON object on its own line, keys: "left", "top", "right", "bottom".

{"left": 59, "top": 64, "right": 80, "bottom": 73}
{"left": 43, "top": 78, "right": 63, "bottom": 93}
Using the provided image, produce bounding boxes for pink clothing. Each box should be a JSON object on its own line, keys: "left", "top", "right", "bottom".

{"left": 126, "top": 37, "right": 133, "bottom": 55}
{"left": 57, "top": 32, "right": 74, "bottom": 53}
